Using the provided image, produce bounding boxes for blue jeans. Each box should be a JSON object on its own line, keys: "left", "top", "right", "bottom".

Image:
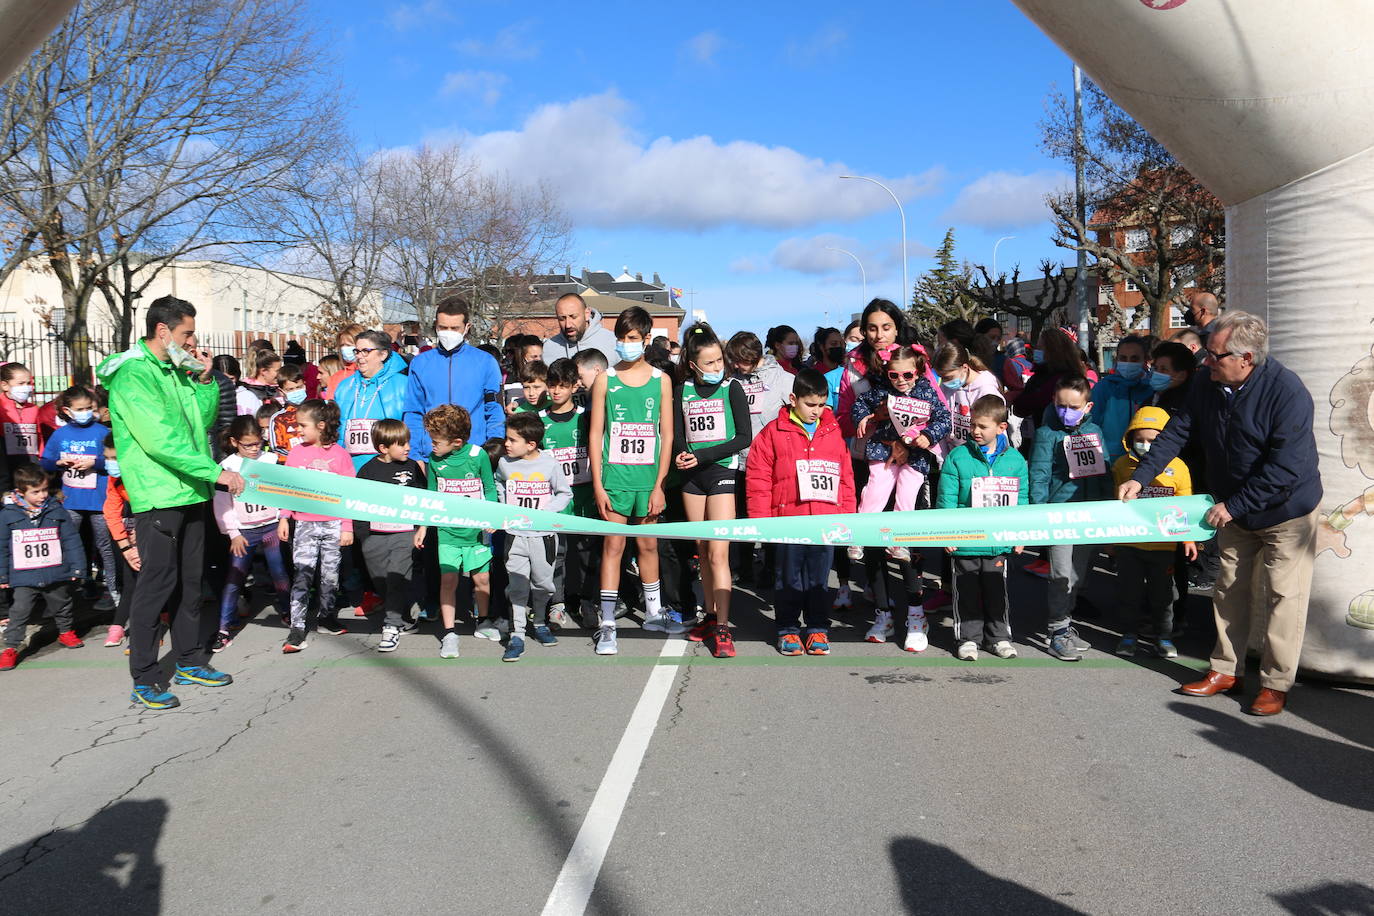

{"left": 220, "top": 522, "right": 289, "bottom": 629}
{"left": 774, "top": 544, "right": 833, "bottom": 635}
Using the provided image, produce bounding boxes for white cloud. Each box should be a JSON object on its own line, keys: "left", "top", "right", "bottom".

{"left": 440, "top": 70, "right": 508, "bottom": 106}
{"left": 729, "top": 256, "right": 765, "bottom": 274}
{"left": 459, "top": 93, "right": 943, "bottom": 230}
{"left": 942, "top": 170, "right": 1069, "bottom": 230}
{"left": 455, "top": 21, "right": 540, "bottom": 60}
{"left": 787, "top": 24, "right": 848, "bottom": 64}
{"left": 387, "top": 1, "right": 450, "bottom": 33}
{"left": 769, "top": 233, "right": 929, "bottom": 280}
{"left": 683, "top": 30, "right": 723, "bottom": 64}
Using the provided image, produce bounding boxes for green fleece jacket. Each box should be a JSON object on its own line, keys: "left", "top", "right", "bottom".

{"left": 97, "top": 341, "right": 221, "bottom": 513}
{"left": 936, "top": 434, "right": 1030, "bottom": 557}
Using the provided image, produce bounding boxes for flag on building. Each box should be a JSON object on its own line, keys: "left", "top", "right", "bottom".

{"left": 670, "top": 287, "right": 683, "bottom": 303}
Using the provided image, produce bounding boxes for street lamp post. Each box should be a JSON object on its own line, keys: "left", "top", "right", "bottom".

{"left": 992, "top": 236, "right": 1016, "bottom": 279}
{"left": 840, "top": 175, "right": 907, "bottom": 309}
{"left": 824, "top": 246, "right": 868, "bottom": 306}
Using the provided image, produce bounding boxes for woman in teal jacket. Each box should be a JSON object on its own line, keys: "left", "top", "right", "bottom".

{"left": 333, "top": 330, "right": 409, "bottom": 470}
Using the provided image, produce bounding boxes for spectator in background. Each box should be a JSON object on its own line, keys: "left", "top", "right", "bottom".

{"left": 1184, "top": 292, "right": 1221, "bottom": 341}
{"left": 209, "top": 354, "right": 241, "bottom": 461}
{"left": 765, "top": 325, "right": 803, "bottom": 374}
{"left": 317, "top": 354, "right": 344, "bottom": 398}
{"left": 403, "top": 296, "right": 503, "bottom": 460}
{"left": 1174, "top": 328, "right": 1204, "bottom": 354}
{"left": 809, "top": 326, "right": 844, "bottom": 376}
{"left": 975, "top": 317, "right": 1005, "bottom": 377}
{"left": 1013, "top": 327, "right": 1081, "bottom": 431}
{"left": 542, "top": 292, "right": 619, "bottom": 365}
{"left": 281, "top": 339, "right": 320, "bottom": 399}
{"left": 327, "top": 324, "right": 365, "bottom": 396}
{"left": 236, "top": 349, "right": 283, "bottom": 416}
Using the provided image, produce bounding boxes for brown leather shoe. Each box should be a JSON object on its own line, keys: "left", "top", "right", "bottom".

{"left": 1247, "top": 688, "right": 1287, "bottom": 716}
{"left": 1178, "top": 670, "right": 1245, "bottom": 696}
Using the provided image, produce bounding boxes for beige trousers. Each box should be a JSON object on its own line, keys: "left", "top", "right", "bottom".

{"left": 1210, "top": 508, "right": 1319, "bottom": 691}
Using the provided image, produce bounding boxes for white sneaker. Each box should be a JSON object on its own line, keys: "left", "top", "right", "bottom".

{"left": 847, "top": 545, "right": 864, "bottom": 562}
{"left": 990, "top": 640, "right": 1017, "bottom": 659}
{"left": 903, "top": 614, "right": 929, "bottom": 653}
{"left": 547, "top": 603, "right": 569, "bottom": 628}
{"left": 474, "top": 618, "right": 502, "bottom": 640}
{"left": 956, "top": 641, "right": 978, "bottom": 661}
{"left": 865, "top": 610, "right": 894, "bottom": 643}
{"left": 833, "top": 584, "right": 852, "bottom": 609}
{"left": 886, "top": 545, "right": 912, "bottom": 563}
{"left": 594, "top": 623, "right": 618, "bottom": 655}
{"left": 439, "top": 632, "right": 460, "bottom": 659}
{"left": 643, "top": 611, "right": 686, "bottom": 634}
{"left": 378, "top": 626, "right": 401, "bottom": 653}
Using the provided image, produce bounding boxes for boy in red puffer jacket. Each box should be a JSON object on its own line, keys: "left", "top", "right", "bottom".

{"left": 746, "top": 369, "right": 856, "bottom": 657}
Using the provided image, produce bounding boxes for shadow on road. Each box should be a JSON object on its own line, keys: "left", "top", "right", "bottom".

{"left": 1271, "top": 880, "right": 1374, "bottom": 914}
{"left": 889, "top": 836, "right": 1085, "bottom": 914}
{"left": 1169, "top": 701, "right": 1374, "bottom": 811}
{"left": 0, "top": 798, "right": 166, "bottom": 914}
{"left": 1288, "top": 681, "right": 1374, "bottom": 751}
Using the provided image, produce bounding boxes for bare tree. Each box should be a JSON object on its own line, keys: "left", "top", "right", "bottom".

{"left": 0, "top": 0, "right": 340, "bottom": 379}
{"left": 1042, "top": 80, "right": 1224, "bottom": 336}
{"left": 960, "top": 260, "right": 1077, "bottom": 344}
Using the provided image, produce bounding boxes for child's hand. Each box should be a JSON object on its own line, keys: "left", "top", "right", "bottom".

{"left": 1183, "top": 541, "right": 1198, "bottom": 561}
{"left": 594, "top": 488, "right": 613, "bottom": 520}
{"left": 675, "top": 451, "right": 698, "bottom": 471}
{"left": 340, "top": 530, "right": 354, "bottom": 547}
{"left": 856, "top": 415, "right": 873, "bottom": 438}
{"left": 914, "top": 434, "right": 931, "bottom": 451}
{"left": 277, "top": 519, "right": 290, "bottom": 543}
{"left": 647, "top": 487, "right": 666, "bottom": 519}
{"left": 412, "top": 528, "right": 427, "bottom": 550}
{"left": 229, "top": 535, "right": 248, "bottom": 557}
{"left": 72, "top": 456, "right": 95, "bottom": 471}
{"left": 1013, "top": 545, "right": 1024, "bottom": 554}
{"left": 945, "top": 545, "right": 956, "bottom": 554}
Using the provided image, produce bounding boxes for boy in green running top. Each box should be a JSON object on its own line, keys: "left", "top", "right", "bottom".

{"left": 588, "top": 306, "right": 678, "bottom": 655}
{"left": 415, "top": 404, "right": 497, "bottom": 659}
{"left": 541, "top": 359, "right": 596, "bottom": 627}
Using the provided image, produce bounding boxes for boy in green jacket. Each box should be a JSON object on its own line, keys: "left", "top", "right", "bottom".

{"left": 936, "top": 394, "right": 1029, "bottom": 661}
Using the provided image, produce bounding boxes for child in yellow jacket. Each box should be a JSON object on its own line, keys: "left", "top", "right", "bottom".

{"left": 1110, "top": 406, "right": 1197, "bottom": 658}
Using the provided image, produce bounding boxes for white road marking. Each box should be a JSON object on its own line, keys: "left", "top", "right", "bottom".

{"left": 541, "top": 638, "right": 687, "bottom": 915}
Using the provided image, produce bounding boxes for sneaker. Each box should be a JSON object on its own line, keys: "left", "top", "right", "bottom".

{"left": 1048, "top": 628, "right": 1082, "bottom": 662}
{"left": 173, "top": 664, "right": 233, "bottom": 687}
{"left": 1156, "top": 638, "right": 1179, "bottom": 659}
{"left": 439, "top": 632, "right": 460, "bottom": 659}
{"left": 594, "top": 624, "right": 618, "bottom": 655}
{"left": 357, "top": 591, "right": 382, "bottom": 617}
{"left": 282, "top": 628, "right": 308, "bottom": 654}
{"left": 93, "top": 593, "right": 116, "bottom": 612}
{"left": 419, "top": 606, "right": 437, "bottom": 621}
{"left": 1115, "top": 634, "right": 1138, "bottom": 657}
{"left": 58, "top": 630, "right": 84, "bottom": 648}
{"left": 130, "top": 684, "right": 180, "bottom": 710}
{"left": 211, "top": 630, "right": 233, "bottom": 653}
{"left": 886, "top": 545, "right": 911, "bottom": 563}
{"left": 687, "top": 621, "right": 712, "bottom": 642}
{"left": 643, "top": 610, "right": 687, "bottom": 635}
{"left": 502, "top": 636, "right": 525, "bottom": 662}
{"left": 1023, "top": 558, "right": 1051, "bottom": 579}
{"left": 317, "top": 615, "right": 348, "bottom": 636}
{"left": 989, "top": 640, "right": 1018, "bottom": 659}
{"left": 922, "top": 589, "right": 952, "bottom": 612}
{"left": 401, "top": 615, "right": 421, "bottom": 633}
{"left": 711, "top": 625, "right": 736, "bottom": 658}
{"left": 956, "top": 640, "right": 979, "bottom": 661}
{"left": 532, "top": 625, "right": 558, "bottom": 647}
{"left": 865, "top": 610, "right": 894, "bottom": 643}
{"left": 103, "top": 625, "right": 126, "bottom": 648}
{"left": 0, "top": 647, "right": 17, "bottom": 671}
{"left": 474, "top": 618, "right": 501, "bottom": 641}
{"left": 580, "top": 601, "right": 601, "bottom": 630}
{"left": 378, "top": 626, "right": 401, "bottom": 652}
{"left": 1067, "top": 626, "right": 1091, "bottom": 652}
{"left": 903, "top": 614, "right": 929, "bottom": 653}
{"left": 278, "top": 609, "right": 291, "bottom": 628}
{"left": 847, "top": 545, "right": 865, "bottom": 562}
{"left": 833, "top": 584, "right": 852, "bottom": 609}
{"left": 777, "top": 633, "right": 803, "bottom": 656}
{"left": 547, "top": 603, "right": 569, "bottom": 628}
{"left": 804, "top": 631, "right": 830, "bottom": 656}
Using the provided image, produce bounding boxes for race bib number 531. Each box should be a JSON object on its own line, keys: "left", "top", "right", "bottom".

{"left": 796, "top": 458, "right": 840, "bottom": 504}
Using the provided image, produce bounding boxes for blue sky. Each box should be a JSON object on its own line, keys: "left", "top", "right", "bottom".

{"left": 316, "top": 0, "right": 1076, "bottom": 337}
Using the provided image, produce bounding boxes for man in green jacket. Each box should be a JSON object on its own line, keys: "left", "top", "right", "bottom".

{"left": 98, "top": 296, "right": 245, "bottom": 709}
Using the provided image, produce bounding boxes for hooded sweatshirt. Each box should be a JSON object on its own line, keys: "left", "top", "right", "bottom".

{"left": 333, "top": 350, "right": 410, "bottom": 469}
{"left": 542, "top": 309, "right": 620, "bottom": 366}
{"left": 732, "top": 356, "right": 793, "bottom": 445}
{"left": 1111, "top": 406, "right": 1193, "bottom": 550}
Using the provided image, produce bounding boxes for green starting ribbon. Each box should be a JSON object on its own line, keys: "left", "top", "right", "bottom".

{"left": 241, "top": 461, "right": 1215, "bottom": 549}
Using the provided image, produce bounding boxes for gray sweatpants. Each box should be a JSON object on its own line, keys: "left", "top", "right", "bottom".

{"left": 1046, "top": 543, "right": 1095, "bottom": 633}
{"left": 1116, "top": 546, "right": 1176, "bottom": 639}
{"left": 360, "top": 532, "right": 417, "bottom": 629}
{"left": 505, "top": 534, "right": 558, "bottom": 632}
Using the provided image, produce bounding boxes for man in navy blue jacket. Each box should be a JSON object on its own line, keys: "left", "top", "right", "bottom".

{"left": 403, "top": 295, "right": 503, "bottom": 460}
{"left": 1119, "top": 312, "right": 1320, "bottom": 716}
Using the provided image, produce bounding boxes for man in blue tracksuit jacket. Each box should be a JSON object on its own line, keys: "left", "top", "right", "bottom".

{"left": 403, "top": 296, "right": 503, "bottom": 460}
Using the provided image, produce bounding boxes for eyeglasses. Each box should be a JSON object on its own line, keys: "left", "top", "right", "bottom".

{"left": 354, "top": 347, "right": 380, "bottom": 356}
{"left": 1204, "top": 348, "right": 1235, "bottom": 362}
{"left": 887, "top": 370, "right": 916, "bottom": 381}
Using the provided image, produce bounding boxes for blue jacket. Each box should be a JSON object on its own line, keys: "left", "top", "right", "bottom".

{"left": 1090, "top": 372, "right": 1153, "bottom": 464}
{"left": 333, "top": 350, "right": 409, "bottom": 470}
{"left": 402, "top": 344, "right": 503, "bottom": 460}
{"left": 1130, "top": 357, "right": 1321, "bottom": 530}
{"left": 40, "top": 421, "right": 110, "bottom": 511}
{"left": 0, "top": 497, "right": 85, "bottom": 587}
{"left": 1028, "top": 407, "right": 1113, "bottom": 505}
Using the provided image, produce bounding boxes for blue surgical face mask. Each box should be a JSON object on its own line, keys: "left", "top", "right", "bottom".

{"left": 1148, "top": 370, "right": 1174, "bottom": 392}
{"left": 616, "top": 341, "right": 644, "bottom": 362}
{"left": 69, "top": 409, "right": 94, "bottom": 425}
{"left": 1116, "top": 361, "right": 1145, "bottom": 381}
{"left": 105, "top": 458, "right": 120, "bottom": 478}
{"left": 1132, "top": 439, "right": 1152, "bottom": 458}
{"left": 285, "top": 388, "right": 307, "bottom": 405}
{"left": 700, "top": 369, "right": 724, "bottom": 385}
{"left": 845, "top": 339, "right": 861, "bottom": 353}
{"left": 341, "top": 345, "right": 357, "bottom": 362}
{"left": 1033, "top": 348, "right": 1045, "bottom": 365}
{"left": 941, "top": 376, "right": 965, "bottom": 391}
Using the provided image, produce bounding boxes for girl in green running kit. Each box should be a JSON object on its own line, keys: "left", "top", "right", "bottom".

{"left": 671, "top": 323, "right": 753, "bottom": 658}
{"left": 588, "top": 307, "right": 676, "bottom": 655}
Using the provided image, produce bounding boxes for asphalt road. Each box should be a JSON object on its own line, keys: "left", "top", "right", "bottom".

{"left": 1, "top": 552, "right": 1371, "bottom": 915}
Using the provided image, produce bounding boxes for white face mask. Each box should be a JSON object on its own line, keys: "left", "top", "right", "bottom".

{"left": 437, "top": 329, "right": 465, "bottom": 350}
{"left": 1132, "top": 440, "right": 1152, "bottom": 457}
{"left": 8, "top": 384, "right": 33, "bottom": 403}
{"left": 165, "top": 339, "right": 200, "bottom": 370}
{"left": 781, "top": 344, "right": 800, "bottom": 360}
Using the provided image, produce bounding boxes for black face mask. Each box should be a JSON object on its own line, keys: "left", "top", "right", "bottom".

{"left": 826, "top": 346, "right": 844, "bottom": 365}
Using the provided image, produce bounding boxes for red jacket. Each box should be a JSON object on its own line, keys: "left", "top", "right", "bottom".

{"left": 746, "top": 406, "right": 856, "bottom": 518}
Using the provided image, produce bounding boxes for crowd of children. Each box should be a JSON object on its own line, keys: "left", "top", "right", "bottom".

{"left": 0, "top": 298, "right": 1207, "bottom": 671}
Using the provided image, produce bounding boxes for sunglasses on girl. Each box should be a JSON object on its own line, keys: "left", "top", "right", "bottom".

{"left": 887, "top": 370, "right": 916, "bottom": 381}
